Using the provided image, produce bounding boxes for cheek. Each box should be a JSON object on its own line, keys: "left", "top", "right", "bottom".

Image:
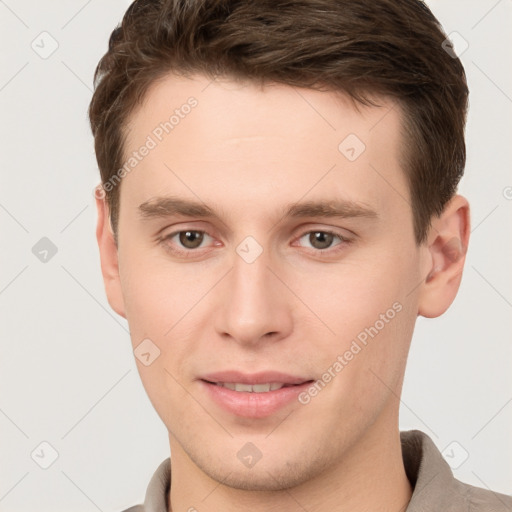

{"left": 289, "top": 252, "right": 417, "bottom": 391}
{"left": 288, "top": 259, "right": 406, "bottom": 339}
{"left": 119, "top": 251, "right": 204, "bottom": 340}
{"left": 119, "top": 254, "right": 217, "bottom": 392}
{"left": 119, "top": 257, "right": 203, "bottom": 422}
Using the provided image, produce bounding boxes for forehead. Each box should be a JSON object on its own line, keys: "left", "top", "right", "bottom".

{"left": 120, "top": 73, "right": 409, "bottom": 222}
{"left": 126, "top": 73, "right": 402, "bottom": 145}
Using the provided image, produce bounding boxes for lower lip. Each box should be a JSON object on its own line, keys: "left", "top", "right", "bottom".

{"left": 200, "top": 380, "right": 313, "bottom": 418}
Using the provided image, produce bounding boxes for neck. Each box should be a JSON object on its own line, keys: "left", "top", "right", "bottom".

{"left": 168, "top": 414, "right": 412, "bottom": 512}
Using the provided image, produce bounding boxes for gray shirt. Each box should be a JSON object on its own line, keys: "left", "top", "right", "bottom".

{"left": 123, "top": 429, "right": 511, "bottom": 511}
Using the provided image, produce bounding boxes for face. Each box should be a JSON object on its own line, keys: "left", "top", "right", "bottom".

{"left": 100, "top": 74, "right": 431, "bottom": 490}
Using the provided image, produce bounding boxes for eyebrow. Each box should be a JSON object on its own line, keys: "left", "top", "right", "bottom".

{"left": 138, "top": 196, "right": 378, "bottom": 222}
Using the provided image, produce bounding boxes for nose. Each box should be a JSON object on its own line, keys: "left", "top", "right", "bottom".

{"left": 214, "top": 248, "right": 294, "bottom": 347}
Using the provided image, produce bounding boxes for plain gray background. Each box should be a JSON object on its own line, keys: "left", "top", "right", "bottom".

{"left": 1, "top": 0, "right": 511, "bottom": 510}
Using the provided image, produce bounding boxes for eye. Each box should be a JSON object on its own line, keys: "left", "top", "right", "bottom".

{"left": 296, "top": 230, "right": 348, "bottom": 251}
{"left": 165, "top": 230, "right": 213, "bottom": 251}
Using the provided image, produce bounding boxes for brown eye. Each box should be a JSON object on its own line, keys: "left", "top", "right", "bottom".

{"left": 308, "top": 231, "right": 335, "bottom": 250}
{"left": 178, "top": 230, "right": 204, "bottom": 249}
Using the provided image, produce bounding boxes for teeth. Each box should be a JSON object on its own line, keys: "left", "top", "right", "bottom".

{"left": 235, "top": 383, "right": 253, "bottom": 392}
{"left": 251, "top": 383, "right": 270, "bottom": 393}
{"left": 215, "top": 382, "right": 286, "bottom": 392}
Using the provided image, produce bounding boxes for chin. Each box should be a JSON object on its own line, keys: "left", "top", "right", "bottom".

{"left": 194, "top": 449, "right": 329, "bottom": 492}
{"left": 210, "top": 467, "right": 310, "bottom": 492}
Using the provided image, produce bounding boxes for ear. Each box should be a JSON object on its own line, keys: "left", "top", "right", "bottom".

{"left": 417, "top": 194, "right": 470, "bottom": 318}
{"left": 95, "top": 185, "right": 127, "bottom": 319}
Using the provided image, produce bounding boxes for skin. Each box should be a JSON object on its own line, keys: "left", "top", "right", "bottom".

{"left": 96, "top": 73, "right": 470, "bottom": 512}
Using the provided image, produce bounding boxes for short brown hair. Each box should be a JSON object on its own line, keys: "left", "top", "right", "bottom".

{"left": 88, "top": 0, "right": 468, "bottom": 244}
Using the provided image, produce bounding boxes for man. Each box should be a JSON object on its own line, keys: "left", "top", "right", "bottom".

{"left": 88, "top": 0, "right": 511, "bottom": 511}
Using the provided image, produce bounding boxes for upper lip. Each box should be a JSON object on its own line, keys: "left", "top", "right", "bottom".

{"left": 200, "top": 371, "right": 312, "bottom": 385}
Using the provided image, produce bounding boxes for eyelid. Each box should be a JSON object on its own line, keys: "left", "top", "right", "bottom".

{"left": 164, "top": 229, "right": 215, "bottom": 247}
{"left": 292, "top": 221, "right": 354, "bottom": 240}
{"left": 168, "top": 229, "right": 213, "bottom": 241}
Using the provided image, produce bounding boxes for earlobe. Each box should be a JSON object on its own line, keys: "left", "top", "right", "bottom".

{"left": 95, "top": 188, "right": 127, "bottom": 319}
{"left": 418, "top": 195, "right": 470, "bottom": 318}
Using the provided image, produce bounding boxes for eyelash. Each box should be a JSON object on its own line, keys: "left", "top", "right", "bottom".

{"left": 159, "top": 229, "right": 352, "bottom": 258}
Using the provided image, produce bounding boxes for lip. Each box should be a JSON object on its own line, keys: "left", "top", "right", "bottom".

{"left": 199, "top": 371, "right": 313, "bottom": 418}
{"left": 201, "top": 370, "right": 310, "bottom": 386}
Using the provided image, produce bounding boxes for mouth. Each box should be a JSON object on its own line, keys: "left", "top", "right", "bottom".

{"left": 198, "top": 371, "right": 314, "bottom": 418}
{"left": 203, "top": 381, "right": 307, "bottom": 392}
